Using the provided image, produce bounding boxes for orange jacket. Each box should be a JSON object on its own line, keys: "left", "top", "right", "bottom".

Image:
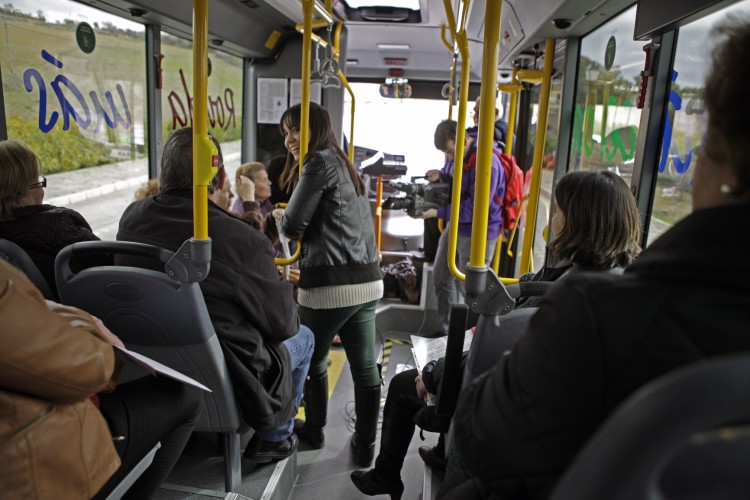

{"left": 0, "top": 262, "right": 120, "bottom": 499}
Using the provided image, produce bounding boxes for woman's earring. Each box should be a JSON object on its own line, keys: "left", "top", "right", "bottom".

{"left": 720, "top": 184, "right": 734, "bottom": 195}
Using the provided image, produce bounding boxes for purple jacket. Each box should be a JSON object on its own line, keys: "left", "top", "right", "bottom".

{"left": 437, "top": 140, "right": 505, "bottom": 241}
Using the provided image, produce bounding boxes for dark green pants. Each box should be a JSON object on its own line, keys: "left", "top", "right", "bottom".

{"left": 299, "top": 300, "right": 380, "bottom": 388}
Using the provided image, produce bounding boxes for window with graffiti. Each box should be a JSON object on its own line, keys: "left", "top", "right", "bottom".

{"left": 0, "top": 1, "right": 147, "bottom": 174}
{"left": 161, "top": 32, "right": 243, "bottom": 145}
{"left": 647, "top": 0, "right": 750, "bottom": 243}
{"left": 571, "top": 5, "right": 641, "bottom": 177}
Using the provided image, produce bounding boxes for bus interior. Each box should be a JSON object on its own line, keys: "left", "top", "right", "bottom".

{"left": 0, "top": 0, "right": 748, "bottom": 498}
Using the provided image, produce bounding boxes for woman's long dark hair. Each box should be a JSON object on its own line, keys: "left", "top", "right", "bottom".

{"left": 278, "top": 102, "right": 365, "bottom": 196}
{"left": 549, "top": 170, "right": 641, "bottom": 269}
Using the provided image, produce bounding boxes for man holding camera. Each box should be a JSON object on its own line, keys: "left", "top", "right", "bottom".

{"left": 422, "top": 118, "right": 505, "bottom": 337}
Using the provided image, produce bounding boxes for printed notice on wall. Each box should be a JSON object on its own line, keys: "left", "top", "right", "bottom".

{"left": 290, "top": 79, "right": 322, "bottom": 107}
{"left": 257, "top": 78, "right": 288, "bottom": 124}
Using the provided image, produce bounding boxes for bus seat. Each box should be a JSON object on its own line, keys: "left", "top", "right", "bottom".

{"left": 0, "top": 238, "right": 54, "bottom": 300}
{"left": 104, "top": 442, "right": 161, "bottom": 500}
{"left": 551, "top": 353, "right": 750, "bottom": 500}
{"left": 465, "top": 307, "right": 538, "bottom": 378}
{"left": 55, "top": 240, "right": 243, "bottom": 493}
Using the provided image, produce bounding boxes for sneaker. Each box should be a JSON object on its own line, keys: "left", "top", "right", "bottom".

{"left": 243, "top": 434, "right": 298, "bottom": 463}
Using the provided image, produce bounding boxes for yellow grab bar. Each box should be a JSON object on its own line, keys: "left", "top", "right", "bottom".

{"left": 519, "top": 39, "right": 555, "bottom": 275}
{"left": 442, "top": 0, "right": 472, "bottom": 282}
{"left": 468, "top": 0, "right": 502, "bottom": 269}
{"left": 192, "top": 0, "right": 217, "bottom": 241}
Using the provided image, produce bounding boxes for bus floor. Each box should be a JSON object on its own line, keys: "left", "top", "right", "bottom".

{"left": 153, "top": 306, "right": 441, "bottom": 500}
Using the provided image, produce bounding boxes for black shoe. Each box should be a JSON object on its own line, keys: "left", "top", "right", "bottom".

{"left": 294, "top": 418, "right": 325, "bottom": 449}
{"left": 243, "top": 434, "right": 298, "bottom": 463}
{"left": 351, "top": 469, "right": 404, "bottom": 500}
{"left": 420, "top": 330, "right": 447, "bottom": 338}
{"left": 418, "top": 445, "right": 447, "bottom": 471}
{"left": 351, "top": 432, "right": 376, "bottom": 467}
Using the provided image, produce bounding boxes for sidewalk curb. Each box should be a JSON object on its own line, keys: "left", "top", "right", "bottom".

{"left": 46, "top": 151, "right": 242, "bottom": 207}
{"left": 46, "top": 175, "right": 148, "bottom": 207}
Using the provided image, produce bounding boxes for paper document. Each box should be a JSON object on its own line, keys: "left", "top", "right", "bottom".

{"left": 115, "top": 346, "right": 212, "bottom": 392}
{"left": 410, "top": 330, "right": 474, "bottom": 372}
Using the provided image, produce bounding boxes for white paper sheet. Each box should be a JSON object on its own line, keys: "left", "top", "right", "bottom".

{"left": 115, "top": 346, "right": 212, "bottom": 392}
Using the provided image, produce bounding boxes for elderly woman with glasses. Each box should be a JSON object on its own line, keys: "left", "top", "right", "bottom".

{"left": 0, "top": 140, "right": 106, "bottom": 298}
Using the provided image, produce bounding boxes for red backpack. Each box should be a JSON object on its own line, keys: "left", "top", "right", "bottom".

{"left": 491, "top": 152, "right": 525, "bottom": 233}
{"left": 465, "top": 149, "right": 525, "bottom": 234}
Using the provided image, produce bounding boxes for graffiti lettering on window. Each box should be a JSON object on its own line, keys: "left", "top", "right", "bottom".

{"left": 167, "top": 68, "right": 236, "bottom": 131}
{"left": 24, "top": 50, "right": 131, "bottom": 134}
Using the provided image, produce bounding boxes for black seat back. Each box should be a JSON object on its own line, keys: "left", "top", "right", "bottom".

{"left": 55, "top": 240, "right": 243, "bottom": 492}
{"left": 551, "top": 353, "right": 750, "bottom": 500}
{"left": 0, "top": 239, "right": 54, "bottom": 300}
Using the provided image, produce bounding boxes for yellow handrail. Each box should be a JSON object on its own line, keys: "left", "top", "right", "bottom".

{"left": 277, "top": 0, "right": 315, "bottom": 266}
{"left": 440, "top": 24, "right": 454, "bottom": 51}
{"left": 519, "top": 39, "right": 555, "bottom": 275}
{"left": 442, "top": 0, "right": 471, "bottom": 282}
{"left": 516, "top": 69, "right": 544, "bottom": 84}
{"left": 498, "top": 66, "right": 521, "bottom": 156}
{"left": 468, "top": 0, "right": 502, "bottom": 270}
{"left": 334, "top": 22, "right": 355, "bottom": 164}
{"left": 192, "top": 0, "right": 217, "bottom": 241}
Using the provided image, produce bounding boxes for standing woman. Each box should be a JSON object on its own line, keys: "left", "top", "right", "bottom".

{"left": 277, "top": 103, "right": 383, "bottom": 466}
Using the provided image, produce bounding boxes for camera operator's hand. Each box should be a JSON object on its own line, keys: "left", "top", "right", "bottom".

{"left": 417, "top": 208, "right": 438, "bottom": 219}
{"left": 425, "top": 169, "right": 441, "bottom": 183}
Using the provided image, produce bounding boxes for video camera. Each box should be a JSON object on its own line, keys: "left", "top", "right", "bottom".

{"left": 382, "top": 177, "right": 450, "bottom": 218}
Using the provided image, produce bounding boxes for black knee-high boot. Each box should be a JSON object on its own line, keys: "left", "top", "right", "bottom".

{"left": 351, "top": 384, "right": 382, "bottom": 467}
{"left": 295, "top": 371, "right": 328, "bottom": 449}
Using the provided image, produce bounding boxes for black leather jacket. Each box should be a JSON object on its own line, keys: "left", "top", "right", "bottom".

{"left": 281, "top": 148, "right": 382, "bottom": 289}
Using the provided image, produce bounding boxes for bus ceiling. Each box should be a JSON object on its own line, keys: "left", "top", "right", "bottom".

{"left": 72, "top": 0, "right": 723, "bottom": 78}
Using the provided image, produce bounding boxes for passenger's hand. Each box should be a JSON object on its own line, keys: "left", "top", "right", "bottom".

{"left": 425, "top": 170, "right": 441, "bottom": 183}
{"left": 92, "top": 316, "right": 126, "bottom": 350}
{"left": 272, "top": 208, "right": 285, "bottom": 223}
{"left": 237, "top": 175, "right": 255, "bottom": 202}
{"left": 417, "top": 208, "right": 438, "bottom": 219}
{"left": 415, "top": 373, "right": 428, "bottom": 401}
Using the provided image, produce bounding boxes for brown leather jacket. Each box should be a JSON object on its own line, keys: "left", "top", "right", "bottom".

{"left": 0, "top": 262, "right": 120, "bottom": 499}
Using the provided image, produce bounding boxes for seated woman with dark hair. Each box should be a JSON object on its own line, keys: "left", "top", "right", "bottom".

{"left": 442, "top": 20, "right": 750, "bottom": 500}
{"left": 351, "top": 169, "right": 641, "bottom": 500}
{"left": 0, "top": 261, "right": 201, "bottom": 499}
{"left": 0, "top": 140, "right": 108, "bottom": 297}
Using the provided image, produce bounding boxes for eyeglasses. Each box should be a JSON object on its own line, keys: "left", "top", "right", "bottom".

{"left": 29, "top": 175, "right": 46, "bottom": 189}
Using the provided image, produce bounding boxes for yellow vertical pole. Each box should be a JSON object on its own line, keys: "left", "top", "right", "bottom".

{"left": 192, "top": 0, "right": 216, "bottom": 240}
{"left": 519, "top": 38, "right": 555, "bottom": 274}
{"left": 469, "top": 0, "right": 502, "bottom": 268}
{"left": 334, "top": 22, "right": 356, "bottom": 165}
{"left": 442, "top": 0, "right": 471, "bottom": 282}
{"left": 300, "top": 0, "right": 313, "bottom": 173}
{"left": 506, "top": 66, "right": 519, "bottom": 155}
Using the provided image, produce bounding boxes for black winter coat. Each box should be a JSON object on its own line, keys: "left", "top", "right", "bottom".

{"left": 448, "top": 202, "right": 750, "bottom": 500}
{"left": 0, "top": 205, "right": 104, "bottom": 298}
{"left": 280, "top": 148, "right": 382, "bottom": 289}
{"left": 118, "top": 191, "right": 300, "bottom": 432}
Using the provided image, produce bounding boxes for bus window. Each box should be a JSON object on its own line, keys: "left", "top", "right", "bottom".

{"left": 537, "top": 76, "right": 564, "bottom": 273}
{"left": 343, "top": 82, "right": 446, "bottom": 178}
{"left": 0, "top": 0, "right": 146, "bottom": 239}
{"left": 571, "top": 5, "right": 641, "bottom": 178}
{"left": 161, "top": 33, "right": 244, "bottom": 181}
{"left": 647, "top": 0, "right": 750, "bottom": 244}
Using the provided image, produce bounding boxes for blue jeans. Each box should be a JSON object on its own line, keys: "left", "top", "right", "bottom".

{"left": 433, "top": 231, "right": 497, "bottom": 335}
{"left": 255, "top": 324, "right": 314, "bottom": 442}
